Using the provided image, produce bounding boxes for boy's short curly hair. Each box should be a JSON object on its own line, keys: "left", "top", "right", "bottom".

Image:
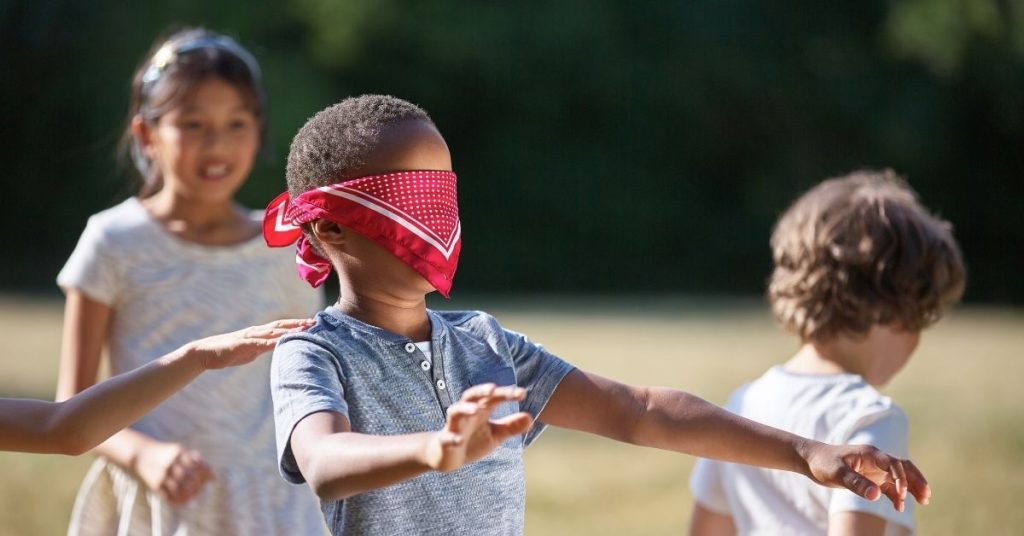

{"left": 286, "top": 95, "right": 432, "bottom": 197}
{"left": 768, "top": 169, "right": 965, "bottom": 342}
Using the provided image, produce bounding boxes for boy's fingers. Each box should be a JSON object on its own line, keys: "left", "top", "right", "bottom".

{"left": 841, "top": 467, "right": 880, "bottom": 501}
{"left": 902, "top": 459, "right": 931, "bottom": 505}
{"left": 879, "top": 481, "right": 905, "bottom": 512}
{"left": 490, "top": 412, "right": 533, "bottom": 439}
{"left": 891, "top": 459, "right": 908, "bottom": 500}
{"left": 869, "top": 450, "right": 908, "bottom": 502}
{"left": 460, "top": 383, "right": 497, "bottom": 402}
{"left": 475, "top": 386, "right": 527, "bottom": 409}
{"left": 445, "top": 402, "right": 480, "bottom": 434}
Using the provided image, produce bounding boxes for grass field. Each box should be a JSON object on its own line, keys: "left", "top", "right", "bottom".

{"left": 1, "top": 294, "right": 1022, "bottom": 535}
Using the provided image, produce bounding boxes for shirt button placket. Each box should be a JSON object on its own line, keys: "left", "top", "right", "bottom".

{"left": 430, "top": 337, "right": 454, "bottom": 410}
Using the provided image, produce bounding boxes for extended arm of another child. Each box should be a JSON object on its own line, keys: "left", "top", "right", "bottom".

{"left": 289, "top": 367, "right": 928, "bottom": 510}
{"left": 0, "top": 318, "right": 311, "bottom": 455}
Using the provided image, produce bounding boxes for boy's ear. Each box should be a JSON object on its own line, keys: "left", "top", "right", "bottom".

{"left": 311, "top": 219, "right": 346, "bottom": 246}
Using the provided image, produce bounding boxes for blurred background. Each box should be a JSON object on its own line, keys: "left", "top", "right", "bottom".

{"left": 1, "top": 1, "right": 1022, "bottom": 534}
{"left": 2, "top": 0, "right": 1023, "bottom": 301}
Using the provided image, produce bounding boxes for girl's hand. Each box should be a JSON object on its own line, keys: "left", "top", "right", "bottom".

{"left": 134, "top": 441, "right": 214, "bottom": 504}
{"left": 186, "top": 318, "right": 315, "bottom": 370}
{"left": 423, "top": 384, "right": 533, "bottom": 472}
{"left": 802, "top": 442, "right": 931, "bottom": 512}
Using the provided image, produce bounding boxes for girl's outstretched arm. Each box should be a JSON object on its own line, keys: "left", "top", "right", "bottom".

{"left": 1, "top": 319, "right": 310, "bottom": 455}
{"left": 539, "top": 369, "right": 930, "bottom": 512}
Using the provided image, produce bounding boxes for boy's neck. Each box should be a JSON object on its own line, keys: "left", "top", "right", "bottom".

{"left": 335, "top": 289, "right": 431, "bottom": 341}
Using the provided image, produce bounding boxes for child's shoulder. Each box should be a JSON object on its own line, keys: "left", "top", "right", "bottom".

{"left": 734, "top": 366, "right": 907, "bottom": 438}
{"left": 431, "top": 309, "right": 497, "bottom": 326}
{"left": 430, "top": 309, "right": 510, "bottom": 338}
{"left": 81, "top": 197, "right": 154, "bottom": 242}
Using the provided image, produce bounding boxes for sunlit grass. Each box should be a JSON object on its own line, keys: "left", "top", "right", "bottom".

{"left": 1, "top": 295, "right": 1021, "bottom": 535}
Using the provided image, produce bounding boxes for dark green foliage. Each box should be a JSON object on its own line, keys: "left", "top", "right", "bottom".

{"left": 1, "top": 0, "right": 1021, "bottom": 301}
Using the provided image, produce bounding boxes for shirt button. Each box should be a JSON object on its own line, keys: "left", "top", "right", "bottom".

{"left": 436, "top": 379, "right": 446, "bottom": 390}
{"left": 404, "top": 342, "right": 416, "bottom": 353}
{"left": 420, "top": 360, "right": 431, "bottom": 371}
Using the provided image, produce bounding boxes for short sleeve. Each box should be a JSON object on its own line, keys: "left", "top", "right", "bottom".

{"left": 690, "top": 458, "right": 731, "bottom": 514}
{"left": 270, "top": 335, "right": 349, "bottom": 484}
{"left": 56, "top": 216, "right": 120, "bottom": 305}
{"left": 829, "top": 408, "right": 915, "bottom": 531}
{"left": 502, "top": 328, "right": 575, "bottom": 446}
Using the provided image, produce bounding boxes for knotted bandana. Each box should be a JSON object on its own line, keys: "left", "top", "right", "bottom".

{"left": 263, "top": 170, "right": 461, "bottom": 297}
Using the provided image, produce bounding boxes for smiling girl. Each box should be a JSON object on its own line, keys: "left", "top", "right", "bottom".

{"left": 55, "top": 28, "right": 324, "bottom": 535}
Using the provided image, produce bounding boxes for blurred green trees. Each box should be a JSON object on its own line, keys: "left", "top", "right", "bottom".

{"left": 1, "top": 0, "right": 1021, "bottom": 301}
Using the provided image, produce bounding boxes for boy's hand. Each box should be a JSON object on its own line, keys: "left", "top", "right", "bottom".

{"left": 803, "top": 441, "right": 931, "bottom": 512}
{"left": 424, "top": 383, "right": 533, "bottom": 472}
{"left": 187, "top": 319, "right": 315, "bottom": 370}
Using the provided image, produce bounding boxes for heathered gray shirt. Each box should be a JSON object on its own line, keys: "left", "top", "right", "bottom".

{"left": 270, "top": 306, "right": 575, "bottom": 535}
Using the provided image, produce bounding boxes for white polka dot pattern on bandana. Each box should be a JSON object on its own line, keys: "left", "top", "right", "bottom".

{"left": 338, "top": 171, "right": 460, "bottom": 247}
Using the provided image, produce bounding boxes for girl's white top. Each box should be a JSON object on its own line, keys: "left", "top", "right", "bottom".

{"left": 690, "top": 366, "right": 915, "bottom": 535}
{"left": 58, "top": 197, "right": 326, "bottom": 535}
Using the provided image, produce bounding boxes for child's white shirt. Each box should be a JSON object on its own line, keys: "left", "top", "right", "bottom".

{"left": 57, "top": 197, "right": 325, "bottom": 535}
{"left": 690, "top": 366, "right": 915, "bottom": 535}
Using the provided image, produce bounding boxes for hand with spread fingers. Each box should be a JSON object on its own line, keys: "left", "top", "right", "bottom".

{"left": 1, "top": 318, "right": 314, "bottom": 455}
{"left": 186, "top": 318, "right": 316, "bottom": 370}
{"left": 424, "top": 384, "right": 534, "bottom": 473}
{"left": 803, "top": 442, "right": 931, "bottom": 511}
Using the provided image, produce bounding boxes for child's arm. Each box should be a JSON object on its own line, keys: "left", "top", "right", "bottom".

{"left": 56, "top": 289, "right": 211, "bottom": 504}
{"left": 1, "top": 319, "right": 310, "bottom": 455}
{"left": 689, "top": 504, "right": 736, "bottom": 536}
{"left": 289, "top": 384, "right": 532, "bottom": 500}
{"left": 539, "top": 369, "right": 930, "bottom": 511}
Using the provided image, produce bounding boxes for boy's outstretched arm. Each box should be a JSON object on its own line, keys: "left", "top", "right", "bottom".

{"left": 290, "top": 384, "right": 532, "bottom": 500}
{"left": 0, "top": 319, "right": 310, "bottom": 455}
{"left": 539, "top": 369, "right": 930, "bottom": 511}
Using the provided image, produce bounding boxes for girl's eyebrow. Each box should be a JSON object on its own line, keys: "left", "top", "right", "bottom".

{"left": 177, "top": 105, "right": 254, "bottom": 115}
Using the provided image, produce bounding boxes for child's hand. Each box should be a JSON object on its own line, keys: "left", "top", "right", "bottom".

{"left": 134, "top": 441, "right": 214, "bottom": 505}
{"left": 803, "top": 442, "right": 931, "bottom": 512}
{"left": 424, "top": 383, "right": 533, "bottom": 472}
{"left": 187, "top": 318, "right": 315, "bottom": 370}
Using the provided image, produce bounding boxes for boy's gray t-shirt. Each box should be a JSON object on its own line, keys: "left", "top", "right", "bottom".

{"left": 270, "top": 306, "right": 575, "bottom": 536}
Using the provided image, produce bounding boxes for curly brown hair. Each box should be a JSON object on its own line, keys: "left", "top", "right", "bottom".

{"left": 768, "top": 169, "right": 965, "bottom": 342}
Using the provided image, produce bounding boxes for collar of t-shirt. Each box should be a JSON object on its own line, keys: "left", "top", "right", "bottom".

{"left": 414, "top": 341, "right": 432, "bottom": 362}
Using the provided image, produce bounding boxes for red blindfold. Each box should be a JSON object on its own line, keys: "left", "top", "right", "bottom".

{"left": 263, "top": 170, "right": 461, "bottom": 297}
